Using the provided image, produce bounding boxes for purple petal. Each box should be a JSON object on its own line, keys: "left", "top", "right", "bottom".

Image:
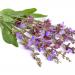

{"left": 35, "top": 38, "right": 40, "bottom": 46}
{"left": 38, "top": 47, "right": 44, "bottom": 52}
{"left": 24, "top": 45, "right": 33, "bottom": 50}
{"left": 27, "top": 36, "right": 35, "bottom": 47}
{"left": 31, "top": 36, "right": 35, "bottom": 41}
{"left": 27, "top": 39, "right": 33, "bottom": 46}
{"left": 45, "top": 31, "right": 50, "bottom": 36}
{"left": 18, "top": 23, "right": 26, "bottom": 28}
{"left": 47, "top": 55, "right": 53, "bottom": 61}
{"left": 51, "top": 50, "right": 57, "bottom": 56}
{"left": 38, "top": 44, "right": 45, "bottom": 52}
{"left": 16, "top": 32, "right": 23, "bottom": 39}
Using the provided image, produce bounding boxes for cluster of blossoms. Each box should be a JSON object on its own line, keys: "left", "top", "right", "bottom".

{"left": 13, "top": 16, "right": 75, "bottom": 67}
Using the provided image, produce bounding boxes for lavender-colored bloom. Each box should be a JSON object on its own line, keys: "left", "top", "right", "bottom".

{"left": 18, "top": 23, "right": 26, "bottom": 28}
{"left": 27, "top": 39, "right": 33, "bottom": 47}
{"left": 35, "top": 42, "right": 39, "bottom": 46}
{"left": 14, "top": 16, "right": 75, "bottom": 64}
{"left": 47, "top": 50, "right": 57, "bottom": 61}
{"left": 49, "top": 26, "right": 56, "bottom": 33}
{"left": 38, "top": 47, "right": 44, "bottom": 52}
{"left": 47, "top": 55, "right": 53, "bottom": 61}
{"left": 16, "top": 32, "right": 23, "bottom": 39}
{"left": 27, "top": 36, "right": 35, "bottom": 47}
{"left": 51, "top": 50, "right": 57, "bottom": 56}
{"left": 45, "top": 31, "right": 50, "bottom": 36}
{"left": 24, "top": 45, "right": 33, "bottom": 50}
{"left": 31, "top": 36, "right": 35, "bottom": 41}
{"left": 35, "top": 39, "right": 40, "bottom": 46}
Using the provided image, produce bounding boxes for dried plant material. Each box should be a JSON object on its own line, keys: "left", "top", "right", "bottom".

{"left": 37, "top": 61, "right": 42, "bottom": 67}
{"left": 65, "top": 57, "right": 71, "bottom": 62}
{"left": 31, "top": 50, "right": 42, "bottom": 67}
{"left": 53, "top": 57, "right": 61, "bottom": 64}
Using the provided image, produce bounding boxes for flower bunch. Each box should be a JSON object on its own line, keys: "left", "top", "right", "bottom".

{"left": 15, "top": 16, "right": 75, "bottom": 66}
{"left": 0, "top": 8, "right": 75, "bottom": 67}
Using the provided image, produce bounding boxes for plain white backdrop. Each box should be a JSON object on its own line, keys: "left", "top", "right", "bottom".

{"left": 0, "top": 0, "right": 75, "bottom": 75}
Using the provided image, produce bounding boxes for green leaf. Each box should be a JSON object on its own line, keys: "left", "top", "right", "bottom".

{"left": 13, "top": 11, "right": 25, "bottom": 18}
{"left": 1, "top": 9, "right": 15, "bottom": 17}
{"left": 11, "top": 8, "right": 37, "bottom": 18}
{"left": 2, "top": 22, "right": 12, "bottom": 31}
{"left": 23, "top": 8, "right": 37, "bottom": 16}
{"left": 31, "top": 13, "right": 47, "bottom": 18}
{"left": 2, "top": 15, "right": 14, "bottom": 22}
{"left": 1, "top": 9, "right": 22, "bottom": 18}
{"left": 1, "top": 8, "right": 37, "bottom": 18}
{"left": 2, "top": 27, "right": 18, "bottom": 47}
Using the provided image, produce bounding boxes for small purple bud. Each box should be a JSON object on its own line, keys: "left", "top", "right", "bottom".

{"left": 47, "top": 55, "right": 53, "bottom": 61}
{"left": 31, "top": 36, "right": 35, "bottom": 41}
{"left": 27, "top": 36, "right": 35, "bottom": 46}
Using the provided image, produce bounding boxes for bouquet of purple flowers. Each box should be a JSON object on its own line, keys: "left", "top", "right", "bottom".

{"left": 0, "top": 8, "right": 75, "bottom": 67}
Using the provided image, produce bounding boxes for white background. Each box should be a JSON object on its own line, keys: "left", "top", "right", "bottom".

{"left": 0, "top": 0, "right": 75, "bottom": 75}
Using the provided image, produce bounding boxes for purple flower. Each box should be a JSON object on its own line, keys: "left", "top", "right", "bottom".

{"left": 37, "top": 42, "right": 45, "bottom": 52}
{"left": 45, "top": 31, "right": 50, "bottom": 36}
{"left": 27, "top": 39, "right": 33, "bottom": 47}
{"left": 16, "top": 32, "right": 23, "bottom": 39}
{"left": 18, "top": 23, "right": 26, "bottom": 28}
{"left": 66, "top": 47, "right": 72, "bottom": 53}
{"left": 49, "top": 26, "right": 56, "bottom": 33}
{"left": 51, "top": 50, "right": 57, "bottom": 56}
{"left": 35, "top": 41, "right": 39, "bottom": 46}
{"left": 24, "top": 45, "right": 33, "bottom": 50}
{"left": 38, "top": 47, "right": 44, "bottom": 52}
{"left": 27, "top": 36, "right": 35, "bottom": 47}
{"left": 31, "top": 36, "right": 35, "bottom": 41}
{"left": 47, "top": 50, "right": 57, "bottom": 61}
{"left": 35, "top": 38, "right": 40, "bottom": 46}
{"left": 47, "top": 55, "right": 53, "bottom": 61}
